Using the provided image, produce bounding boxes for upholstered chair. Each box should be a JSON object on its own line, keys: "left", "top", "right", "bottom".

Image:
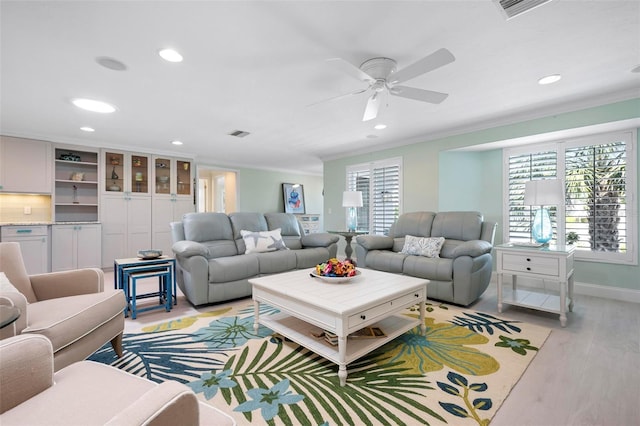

{"left": 0, "top": 242, "right": 125, "bottom": 371}
{"left": 0, "top": 334, "right": 235, "bottom": 425}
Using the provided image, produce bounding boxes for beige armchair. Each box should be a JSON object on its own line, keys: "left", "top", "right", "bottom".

{"left": 0, "top": 334, "right": 235, "bottom": 425}
{"left": 0, "top": 242, "right": 125, "bottom": 371}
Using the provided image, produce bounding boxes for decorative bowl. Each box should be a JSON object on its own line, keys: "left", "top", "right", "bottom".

{"left": 157, "top": 176, "right": 170, "bottom": 183}
{"left": 138, "top": 249, "right": 162, "bottom": 259}
{"left": 310, "top": 269, "right": 360, "bottom": 283}
{"left": 108, "top": 184, "right": 121, "bottom": 191}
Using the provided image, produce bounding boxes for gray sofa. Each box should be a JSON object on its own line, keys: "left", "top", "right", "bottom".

{"left": 355, "top": 211, "right": 496, "bottom": 306}
{"left": 170, "top": 212, "right": 339, "bottom": 306}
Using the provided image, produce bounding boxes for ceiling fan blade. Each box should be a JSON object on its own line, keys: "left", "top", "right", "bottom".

{"left": 362, "top": 93, "right": 381, "bottom": 121}
{"left": 306, "top": 87, "right": 369, "bottom": 107}
{"left": 326, "top": 58, "right": 375, "bottom": 83}
{"left": 390, "top": 85, "right": 449, "bottom": 104}
{"left": 390, "top": 48, "right": 455, "bottom": 84}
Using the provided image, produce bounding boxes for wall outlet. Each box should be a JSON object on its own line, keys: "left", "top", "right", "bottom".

{"left": 24, "top": 206, "right": 32, "bottom": 215}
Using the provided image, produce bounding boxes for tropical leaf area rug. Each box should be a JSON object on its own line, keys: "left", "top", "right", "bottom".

{"left": 89, "top": 300, "right": 550, "bottom": 426}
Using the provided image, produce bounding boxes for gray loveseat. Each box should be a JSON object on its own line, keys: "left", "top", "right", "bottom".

{"left": 355, "top": 211, "right": 496, "bottom": 306}
{"left": 170, "top": 212, "right": 339, "bottom": 306}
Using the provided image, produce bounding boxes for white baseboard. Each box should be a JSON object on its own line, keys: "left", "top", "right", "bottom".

{"left": 489, "top": 273, "right": 640, "bottom": 304}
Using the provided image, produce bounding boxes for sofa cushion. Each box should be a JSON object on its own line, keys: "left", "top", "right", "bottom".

{"left": 293, "top": 247, "right": 334, "bottom": 269}
{"left": 230, "top": 213, "right": 268, "bottom": 253}
{"left": 402, "top": 255, "right": 453, "bottom": 281}
{"left": 25, "top": 290, "right": 125, "bottom": 353}
{"left": 208, "top": 255, "right": 259, "bottom": 283}
{"left": 431, "top": 211, "right": 483, "bottom": 241}
{"left": 241, "top": 228, "right": 288, "bottom": 254}
{"left": 389, "top": 212, "right": 436, "bottom": 239}
{"left": 256, "top": 250, "right": 297, "bottom": 274}
{"left": 401, "top": 235, "right": 445, "bottom": 258}
{"left": 364, "top": 250, "right": 406, "bottom": 274}
{"left": 182, "top": 212, "right": 234, "bottom": 243}
{"left": 264, "top": 213, "right": 304, "bottom": 249}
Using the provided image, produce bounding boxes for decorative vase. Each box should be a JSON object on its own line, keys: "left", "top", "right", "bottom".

{"left": 347, "top": 207, "right": 357, "bottom": 232}
{"left": 111, "top": 167, "right": 119, "bottom": 180}
{"left": 531, "top": 207, "right": 553, "bottom": 243}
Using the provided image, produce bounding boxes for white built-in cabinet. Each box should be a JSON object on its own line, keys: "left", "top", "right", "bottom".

{"left": 51, "top": 224, "right": 101, "bottom": 271}
{"left": 100, "top": 150, "right": 152, "bottom": 267}
{"left": 0, "top": 136, "right": 52, "bottom": 193}
{"left": 151, "top": 156, "right": 194, "bottom": 256}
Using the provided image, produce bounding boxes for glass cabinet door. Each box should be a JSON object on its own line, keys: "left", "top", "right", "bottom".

{"left": 155, "top": 157, "right": 171, "bottom": 195}
{"left": 105, "top": 152, "right": 124, "bottom": 193}
{"left": 131, "top": 154, "right": 149, "bottom": 194}
{"left": 176, "top": 160, "right": 192, "bottom": 196}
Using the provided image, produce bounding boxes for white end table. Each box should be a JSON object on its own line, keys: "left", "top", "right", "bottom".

{"left": 495, "top": 243, "right": 575, "bottom": 326}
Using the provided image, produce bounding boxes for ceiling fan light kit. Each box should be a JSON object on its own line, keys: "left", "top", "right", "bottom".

{"left": 318, "top": 48, "right": 455, "bottom": 122}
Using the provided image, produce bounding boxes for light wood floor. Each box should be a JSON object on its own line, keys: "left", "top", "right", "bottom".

{"left": 110, "top": 271, "right": 640, "bottom": 426}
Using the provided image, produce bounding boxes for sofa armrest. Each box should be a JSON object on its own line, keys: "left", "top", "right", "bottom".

{"left": 30, "top": 268, "right": 104, "bottom": 301}
{"left": 105, "top": 381, "right": 199, "bottom": 426}
{"left": 301, "top": 233, "right": 339, "bottom": 248}
{"left": 356, "top": 235, "right": 394, "bottom": 250}
{"left": 172, "top": 240, "right": 209, "bottom": 258}
{"left": 0, "top": 335, "right": 54, "bottom": 414}
{"left": 451, "top": 240, "right": 493, "bottom": 258}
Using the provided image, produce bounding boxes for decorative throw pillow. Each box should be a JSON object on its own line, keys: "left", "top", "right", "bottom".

{"left": 400, "top": 235, "right": 445, "bottom": 258}
{"left": 241, "top": 228, "right": 289, "bottom": 254}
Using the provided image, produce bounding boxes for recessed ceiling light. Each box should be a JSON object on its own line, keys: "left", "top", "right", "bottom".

{"left": 538, "top": 74, "right": 562, "bottom": 85}
{"left": 71, "top": 98, "right": 116, "bottom": 113}
{"left": 171, "top": 140, "right": 183, "bottom": 145}
{"left": 80, "top": 126, "right": 95, "bottom": 132}
{"left": 374, "top": 124, "right": 387, "bottom": 130}
{"left": 158, "top": 48, "right": 183, "bottom": 63}
{"left": 96, "top": 56, "right": 127, "bottom": 71}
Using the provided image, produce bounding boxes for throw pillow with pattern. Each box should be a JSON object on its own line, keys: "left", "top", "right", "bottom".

{"left": 241, "top": 228, "right": 289, "bottom": 254}
{"left": 400, "top": 235, "right": 445, "bottom": 258}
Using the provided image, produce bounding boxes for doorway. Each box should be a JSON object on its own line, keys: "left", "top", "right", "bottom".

{"left": 196, "top": 167, "right": 238, "bottom": 213}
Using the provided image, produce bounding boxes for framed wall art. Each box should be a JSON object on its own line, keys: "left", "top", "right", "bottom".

{"left": 282, "top": 183, "right": 306, "bottom": 214}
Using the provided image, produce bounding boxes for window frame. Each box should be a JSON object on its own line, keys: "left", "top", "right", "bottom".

{"left": 503, "top": 130, "right": 637, "bottom": 265}
{"left": 346, "top": 157, "right": 403, "bottom": 235}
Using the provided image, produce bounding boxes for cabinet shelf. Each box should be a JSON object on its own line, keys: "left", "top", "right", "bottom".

{"left": 55, "top": 203, "right": 99, "bottom": 207}
{"left": 55, "top": 160, "right": 98, "bottom": 166}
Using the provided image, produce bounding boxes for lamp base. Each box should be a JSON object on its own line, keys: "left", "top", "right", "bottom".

{"left": 532, "top": 207, "right": 553, "bottom": 243}
{"left": 347, "top": 207, "right": 357, "bottom": 232}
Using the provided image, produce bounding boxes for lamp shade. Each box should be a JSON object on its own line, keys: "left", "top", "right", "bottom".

{"left": 524, "top": 179, "right": 563, "bottom": 206}
{"left": 342, "top": 191, "right": 363, "bottom": 207}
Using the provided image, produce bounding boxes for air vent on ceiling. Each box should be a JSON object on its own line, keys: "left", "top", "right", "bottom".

{"left": 494, "top": 0, "right": 553, "bottom": 19}
{"left": 228, "top": 130, "right": 250, "bottom": 138}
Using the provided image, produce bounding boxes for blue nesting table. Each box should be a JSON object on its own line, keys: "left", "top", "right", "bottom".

{"left": 114, "top": 256, "right": 177, "bottom": 319}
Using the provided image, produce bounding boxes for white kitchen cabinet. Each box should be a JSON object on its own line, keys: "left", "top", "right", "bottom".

{"left": 151, "top": 156, "right": 194, "bottom": 255}
{"left": 0, "top": 136, "right": 52, "bottom": 193}
{"left": 102, "top": 150, "right": 151, "bottom": 196}
{"left": 51, "top": 224, "right": 102, "bottom": 271}
{"left": 101, "top": 194, "right": 152, "bottom": 267}
{"left": 152, "top": 197, "right": 194, "bottom": 255}
{"left": 1, "top": 225, "right": 50, "bottom": 274}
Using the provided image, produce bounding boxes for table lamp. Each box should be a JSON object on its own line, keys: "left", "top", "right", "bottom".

{"left": 524, "top": 179, "right": 563, "bottom": 243}
{"left": 342, "top": 191, "right": 363, "bottom": 232}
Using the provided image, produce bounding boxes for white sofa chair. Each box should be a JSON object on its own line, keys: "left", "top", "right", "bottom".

{"left": 0, "top": 334, "right": 235, "bottom": 425}
{"left": 0, "top": 241, "right": 125, "bottom": 371}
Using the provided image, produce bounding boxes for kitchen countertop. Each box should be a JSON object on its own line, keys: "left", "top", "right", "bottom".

{"left": 0, "top": 221, "right": 100, "bottom": 226}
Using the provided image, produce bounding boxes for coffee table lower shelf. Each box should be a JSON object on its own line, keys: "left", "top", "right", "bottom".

{"left": 258, "top": 312, "right": 419, "bottom": 368}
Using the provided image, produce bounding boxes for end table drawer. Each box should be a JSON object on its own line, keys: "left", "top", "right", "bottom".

{"left": 502, "top": 253, "right": 559, "bottom": 277}
{"left": 348, "top": 288, "right": 424, "bottom": 328}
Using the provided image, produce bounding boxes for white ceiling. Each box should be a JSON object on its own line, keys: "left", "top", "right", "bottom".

{"left": 1, "top": 1, "right": 639, "bottom": 176}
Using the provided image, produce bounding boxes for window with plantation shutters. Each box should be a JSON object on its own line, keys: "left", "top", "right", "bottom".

{"left": 346, "top": 157, "right": 402, "bottom": 235}
{"left": 504, "top": 130, "right": 636, "bottom": 265}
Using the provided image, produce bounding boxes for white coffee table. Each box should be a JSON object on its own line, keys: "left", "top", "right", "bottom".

{"left": 250, "top": 268, "right": 428, "bottom": 386}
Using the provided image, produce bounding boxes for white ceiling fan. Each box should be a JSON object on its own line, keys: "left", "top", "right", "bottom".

{"left": 316, "top": 48, "right": 455, "bottom": 121}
